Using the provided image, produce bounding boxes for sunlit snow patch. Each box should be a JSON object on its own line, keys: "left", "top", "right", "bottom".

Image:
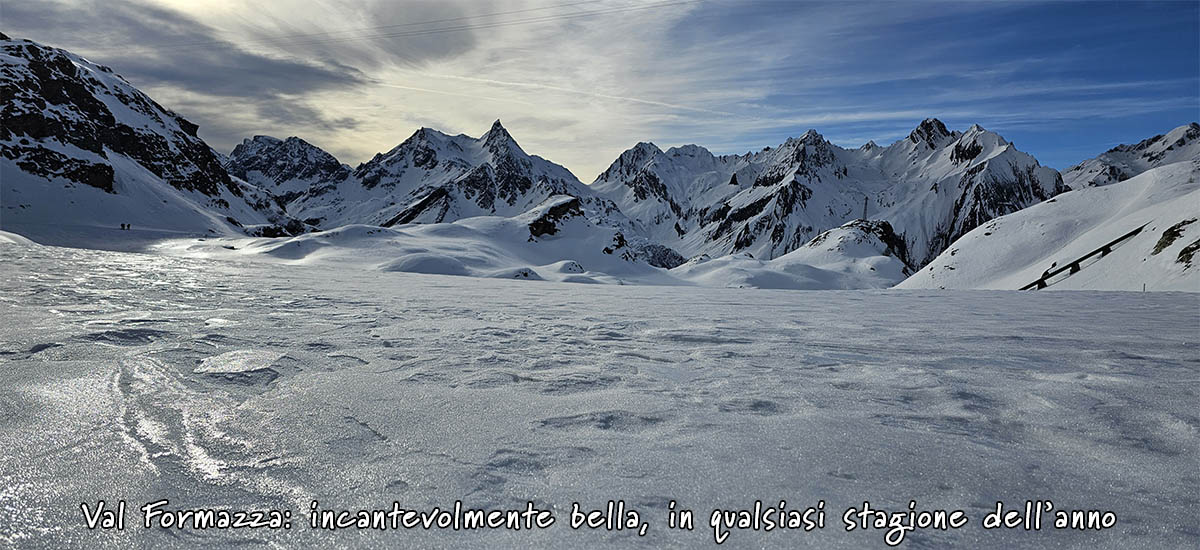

{"left": 194, "top": 350, "right": 286, "bottom": 374}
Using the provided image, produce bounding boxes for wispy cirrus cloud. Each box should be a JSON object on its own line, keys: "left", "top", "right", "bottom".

{"left": 4, "top": 0, "right": 1196, "bottom": 177}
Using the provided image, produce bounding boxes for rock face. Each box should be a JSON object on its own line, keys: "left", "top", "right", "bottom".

{"left": 592, "top": 119, "right": 1066, "bottom": 267}
{"left": 1062, "top": 123, "right": 1200, "bottom": 189}
{"left": 225, "top": 135, "right": 350, "bottom": 209}
{"left": 0, "top": 36, "right": 301, "bottom": 237}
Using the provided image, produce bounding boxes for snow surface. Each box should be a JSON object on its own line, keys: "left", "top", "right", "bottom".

{"left": 2, "top": 243, "right": 1197, "bottom": 548}
{"left": 900, "top": 160, "right": 1200, "bottom": 291}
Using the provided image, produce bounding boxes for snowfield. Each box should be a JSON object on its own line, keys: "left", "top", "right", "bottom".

{"left": 148, "top": 216, "right": 911, "bottom": 289}
{"left": 2, "top": 241, "right": 1197, "bottom": 549}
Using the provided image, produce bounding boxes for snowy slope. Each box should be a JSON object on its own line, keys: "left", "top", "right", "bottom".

{"left": 899, "top": 160, "right": 1200, "bottom": 291}
{"left": 156, "top": 214, "right": 911, "bottom": 289}
{"left": 155, "top": 195, "right": 682, "bottom": 284}
{"left": 0, "top": 36, "right": 302, "bottom": 244}
{"left": 3, "top": 243, "right": 1197, "bottom": 548}
{"left": 0, "top": 229, "right": 38, "bottom": 246}
{"left": 1063, "top": 123, "right": 1200, "bottom": 189}
{"left": 592, "top": 119, "right": 1065, "bottom": 266}
{"left": 669, "top": 219, "right": 913, "bottom": 289}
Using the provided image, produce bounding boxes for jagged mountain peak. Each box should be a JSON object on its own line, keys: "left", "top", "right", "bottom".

{"left": 225, "top": 133, "right": 349, "bottom": 204}
{"left": 593, "top": 142, "right": 666, "bottom": 185}
{"left": 633, "top": 141, "right": 662, "bottom": 152}
{"left": 909, "top": 118, "right": 952, "bottom": 145}
{"left": 231, "top": 135, "right": 331, "bottom": 157}
{"left": 486, "top": 118, "right": 509, "bottom": 137}
{"left": 245, "top": 135, "right": 282, "bottom": 145}
{"left": 784, "top": 129, "right": 826, "bottom": 146}
{"left": 666, "top": 144, "right": 714, "bottom": 158}
{"left": 482, "top": 118, "right": 517, "bottom": 147}
{"left": 476, "top": 119, "right": 530, "bottom": 160}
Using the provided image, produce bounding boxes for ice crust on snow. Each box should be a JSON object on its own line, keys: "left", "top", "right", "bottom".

{"left": 1, "top": 243, "right": 1197, "bottom": 547}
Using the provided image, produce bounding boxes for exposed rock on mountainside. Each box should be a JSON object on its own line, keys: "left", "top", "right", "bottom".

{"left": 225, "top": 135, "right": 350, "bottom": 207}
{"left": 1062, "top": 123, "right": 1200, "bottom": 188}
{"left": 0, "top": 36, "right": 301, "bottom": 240}
{"left": 284, "top": 120, "right": 636, "bottom": 235}
{"left": 592, "top": 119, "right": 1066, "bottom": 267}
{"left": 900, "top": 159, "right": 1200, "bottom": 291}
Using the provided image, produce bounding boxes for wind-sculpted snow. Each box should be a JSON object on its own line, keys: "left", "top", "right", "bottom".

{"left": 1, "top": 243, "right": 1197, "bottom": 548}
{"left": 901, "top": 160, "right": 1200, "bottom": 291}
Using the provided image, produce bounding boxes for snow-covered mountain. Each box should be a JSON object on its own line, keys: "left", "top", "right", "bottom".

{"left": 5, "top": 34, "right": 1191, "bottom": 291}
{"left": 899, "top": 159, "right": 1200, "bottom": 291}
{"left": 275, "top": 120, "right": 635, "bottom": 234}
{"left": 1062, "top": 123, "right": 1200, "bottom": 189}
{"left": 224, "top": 135, "right": 350, "bottom": 211}
{"left": 592, "top": 119, "right": 1066, "bottom": 267}
{"left": 0, "top": 35, "right": 302, "bottom": 243}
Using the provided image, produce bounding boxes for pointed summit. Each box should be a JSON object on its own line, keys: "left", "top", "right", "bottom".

{"left": 909, "top": 118, "right": 951, "bottom": 144}
{"left": 484, "top": 119, "right": 512, "bottom": 142}
{"left": 482, "top": 118, "right": 525, "bottom": 156}
{"left": 785, "top": 129, "right": 825, "bottom": 145}
{"left": 632, "top": 141, "right": 663, "bottom": 155}
{"left": 624, "top": 142, "right": 664, "bottom": 164}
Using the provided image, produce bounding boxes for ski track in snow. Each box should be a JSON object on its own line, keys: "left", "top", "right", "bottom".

{"left": 1, "top": 244, "right": 1198, "bottom": 549}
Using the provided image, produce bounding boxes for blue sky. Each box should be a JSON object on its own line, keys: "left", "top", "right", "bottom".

{"left": 9, "top": 0, "right": 1199, "bottom": 177}
{"left": 655, "top": 0, "right": 1199, "bottom": 169}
